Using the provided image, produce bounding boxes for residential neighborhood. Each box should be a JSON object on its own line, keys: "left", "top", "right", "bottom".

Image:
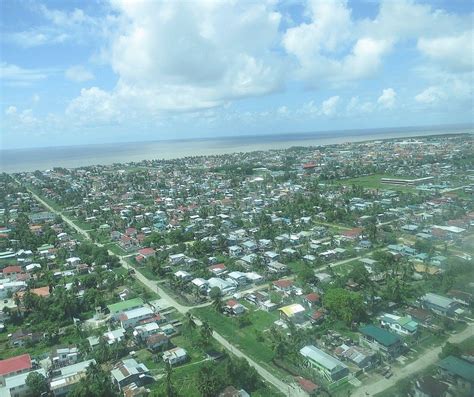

{"left": 0, "top": 133, "right": 473, "bottom": 396}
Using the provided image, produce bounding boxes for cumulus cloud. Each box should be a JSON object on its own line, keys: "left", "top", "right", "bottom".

{"left": 321, "top": 96, "right": 340, "bottom": 116}
{"left": 65, "top": 65, "right": 94, "bottom": 82}
{"left": 417, "top": 30, "right": 473, "bottom": 72}
{"left": 377, "top": 88, "right": 396, "bottom": 109}
{"left": 415, "top": 86, "right": 444, "bottom": 104}
{"left": 5, "top": 106, "right": 17, "bottom": 116}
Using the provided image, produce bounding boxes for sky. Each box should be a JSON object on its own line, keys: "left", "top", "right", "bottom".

{"left": 1, "top": 0, "right": 473, "bottom": 149}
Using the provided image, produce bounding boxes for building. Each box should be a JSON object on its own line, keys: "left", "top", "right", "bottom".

{"left": 111, "top": 358, "right": 153, "bottom": 391}
{"left": 0, "top": 354, "right": 32, "bottom": 386}
{"left": 359, "top": 325, "right": 403, "bottom": 358}
{"left": 438, "top": 355, "right": 474, "bottom": 395}
{"left": 50, "top": 360, "right": 96, "bottom": 397}
{"left": 107, "top": 298, "right": 144, "bottom": 320}
{"left": 300, "top": 345, "right": 349, "bottom": 382}
{"left": 279, "top": 304, "right": 306, "bottom": 324}
{"left": 381, "top": 177, "right": 434, "bottom": 186}
{"left": 419, "top": 293, "right": 463, "bottom": 317}
{"left": 413, "top": 376, "right": 449, "bottom": 397}
{"left": 51, "top": 346, "right": 79, "bottom": 368}
{"left": 335, "top": 344, "right": 377, "bottom": 369}
{"left": 146, "top": 333, "right": 169, "bottom": 351}
{"left": 380, "top": 314, "right": 418, "bottom": 336}
{"left": 120, "top": 307, "right": 155, "bottom": 329}
{"left": 0, "top": 368, "right": 46, "bottom": 397}
{"left": 162, "top": 347, "right": 187, "bottom": 366}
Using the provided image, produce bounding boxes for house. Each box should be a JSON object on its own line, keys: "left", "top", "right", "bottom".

{"left": 380, "top": 314, "right": 418, "bottom": 336}
{"left": 146, "top": 333, "right": 169, "bottom": 351}
{"left": 111, "top": 358, "right": 154, "bottom": 390}
{"left": 342, "top": 227, "right": 363, "bottom": 240}
{"left": 0, "top": 354, "right": 32, "bottom": 386}
{"left": 419, "top": 293, "right": 463, "bottom": 317}
{"left": 272, "top": 279, "right": 294, "bottom": 293}
{"left": 224, "top": 300, "right": 246, "bottom": 315}
{"left": 133, "top": 323, "right": 160, "bottom": 341}
{"left": 107, "top": 298, "right": 144, "bottom": 320}
{"left": 50, "top": 359, "right": 96, "bottom": 397}
{"left": 0, "top": 368, "right": 46, "bottom": 397}
{"left": 136, "top": 248, "right": 155, "bottom": 263}
{"left": 303, "top": 293, "right": 320, "bottom": 308}
{"left": 295, "top": 377, "right": 319, "bottom": 396}
{"left": 208, "top": 263, "right": 226, "bottom": 276}
{"left": 207, "top": 278, "right": 236, "bottom": 295}
{"left": 103, "top": 328, "right": 126, "bottom": 345}
{"left": 279, "top": 304, "right": 306, "bottom": 324}
{"left": 162, "top": 347, "right": 188, "bottom": 366}
{"left": 267, "top": 261, "right": 288, "bottom": 275}
{"left": 335, "top": 344, "right": 376, "bottom": 369}
{"left": 9, "top": 329, "right": 42, "bottom": 347}
{"left": 2, "top": 266, "right": 23, "bottom": 280}
{"left": 359, "top": 325, "right": 403, "bottom": 358}
{"left": 51, "top": 346, "right": 80, "bottom": 368}
{"left": 174, "top": 270, "right": 192, "bottom": 282}
{"left": 413, "top": 375, "right": 449, "bottom": 397}
{"left": 300, "top": 345, "right": 349, "bottom": 382}
{"left": 227, "top": 271, "right": 247, "bottom": 285}
{"left": 218, "top": 386, "right": 250, "bottom": 397}
{"left": 120, "top": 307, "right": 155, "bottom": 329}
{"left": 438, "top": 356, "right": 474, "bottom": 395}
{"left": 169, "top": 253, "right": 186, "bottom": 265}
{"left": 122, "top": 383, "right": 151, "bottom": 397}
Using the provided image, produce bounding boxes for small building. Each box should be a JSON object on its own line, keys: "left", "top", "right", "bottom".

{"left": 413, "top": 375, "right": 449, "bottom": 397}
{"left": 380, "top": 314, "right": 418, "bottom": 336}
{"left": 107, "top": 298, "right": 144, "bottom": 320}
{"left": 300, "top": 345, "right": 349, "bottom": 382}
{"left": 146, "top": 333, "right": 169, "bottom": 351}
{"left": 111, "top": 358, "right": 153, "bottom": 391}
{"left": 162, "top": 347, "right": 187, "bottom": 366}
{"left": 0, "top": 354, "right": 32, "bottom": 386}
{"left": 438, "top": 356, "right": 474, "bottom": 395}
{"left": 120, "top": 307, "right": 155, "bottom": 329}
{"left": 224, "top": 300, "right": 246, "bottom": 315}
{"left": 419, "top": 293, "right": 463, "bottom": 317}
{"left": 279, "top": 304, "right": 306, "bottom": 324}
{"left": 51, "top": 346, "right": 80, "bottom": 368}
{"left": 1, "top": 368, "right": 46, "bottom": 397}
{"left": 359, "top": 325, "right": 403, "bottom": 358}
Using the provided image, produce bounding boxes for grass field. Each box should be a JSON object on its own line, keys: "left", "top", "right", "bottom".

{"left": 191, "top": 305, "right": 291, "bottom": 379}
{"left": 335, "top": 174, "right": 417, "bottom": 192}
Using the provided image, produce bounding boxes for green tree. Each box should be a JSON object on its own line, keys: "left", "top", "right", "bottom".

{"left": 26, "top": 372, "right": 48, "bottom": 396}
{"left": 323, "top": 287, "right": 366, "bottom": 325}
{"left": 196, "top": 362, "right": 220, "bottom": 397}
{"left": 200, "top": 320, "right": 213, "bottom": 346}
{"left": 209, "top": 287, "right": 223, "bottom": 312}
{"left": 69, "top": 362, "right": 118, "bottom": 397}
{"left": 439, "top": 342, "right": 462, "bottom": 359}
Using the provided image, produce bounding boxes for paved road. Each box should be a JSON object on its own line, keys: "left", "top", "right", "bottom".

{"left": 21, "top": 182, "right": 305, "bottom": 396}
{"left": 353, "top": 324, "right": 474, "bottom": 397}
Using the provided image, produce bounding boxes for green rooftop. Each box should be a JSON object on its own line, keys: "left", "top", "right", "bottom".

{"left": 359, "top": 324, "right": 401, "bottom": 347}
{"left": 107, "top": 298, "right": 144, "bottom": 314}
{"left": 438, "top": 356, "right": 474, "bottom": 382}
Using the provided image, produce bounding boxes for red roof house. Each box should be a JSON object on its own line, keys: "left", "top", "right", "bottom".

{"left": 0, "top": 354, "right": 32, "bottom": 380}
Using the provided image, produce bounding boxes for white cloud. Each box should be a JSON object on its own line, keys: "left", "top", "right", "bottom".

{"left": 5, "top": 106, "right": 17, "bottom": 115}
{"left": 414, "top": 86, "right": 444, "bottom": 104}
{"left": 347, "top": 96, "right": 374, "bottom": 114}
{"left": 0, "top": 63, "right": 51, "bottom": 86}
{"left": 65, "top": 0, "right": 286, "bottom": 124}
{"left": 32, "top": 94, "right": 40, "bottom": 103}
{"left": 321, "top": 96, "right": 340, "bottom": 116}
{"left": 377, "top": 88, "right": 396, "bottom": 109}
{"left": 417, "top": 30, "right": 473, "bottom": 72}
{"left": 65, "top": 65, "right": 94, "bottom": 82}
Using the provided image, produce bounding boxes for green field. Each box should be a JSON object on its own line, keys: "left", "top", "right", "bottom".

{"left": 191, "top": 305, "right": 292, "bottom": 379}
{"left": 336, "top": 174, "right": 417, "bottom": 192}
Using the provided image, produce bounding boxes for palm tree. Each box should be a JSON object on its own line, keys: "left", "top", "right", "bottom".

{"left": 165, "top": 361, "right": 176, "bottom": 397}
{"left": 184, "top": 312, "right": 196, "bottom": 334}
{"left": 200, "top": 320, "right": 213, "bottom": 346}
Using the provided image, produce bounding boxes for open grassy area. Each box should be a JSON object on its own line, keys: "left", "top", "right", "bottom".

{"left": 335, "top": 174, "right": 417, "bottom": 192}
{"left": 191, "top": 306, "right": 289, "bottom": 377}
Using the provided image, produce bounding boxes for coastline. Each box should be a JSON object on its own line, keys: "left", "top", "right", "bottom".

{"left": 1, "top": 127, "right": 472, "bottom": 173}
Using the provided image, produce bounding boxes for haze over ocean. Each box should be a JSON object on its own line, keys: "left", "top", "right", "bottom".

{"left": 1, "top": 125, "right": 472, "bottom": 173}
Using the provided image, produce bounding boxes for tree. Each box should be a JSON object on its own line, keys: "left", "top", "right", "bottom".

{"left": 200, "top": 320, "right": 213, "bottom": 346}
{"left": 323, "top": 288, "right": 366, "bottom": 325}
{"left": 209, "top": 287, "right": 223, "bottom": 312}
{"left": 183, "top": 312, "right": 196, "bottom": 335}
{"left": 196, "top": 362, "right": 220, "bottom": 397}
{"left": 439, "top": 342, "right": 462, "bottom": 359}
{"left": 69, "top": 362, "right": 118, "bottom": 397}
{"left": 164, "top": 361, "right": 176, "bottom": 397}
{"left": 26, "top": 372, "right": 48, "bottom": 396}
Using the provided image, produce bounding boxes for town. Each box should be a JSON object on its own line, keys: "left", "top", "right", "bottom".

{"left": 0, "top": 133, "right": 473, "bottom": 397}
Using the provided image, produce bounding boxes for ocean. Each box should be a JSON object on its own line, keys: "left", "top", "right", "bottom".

{"left": 1, "top": 125, "right": 472, "bottom": 173}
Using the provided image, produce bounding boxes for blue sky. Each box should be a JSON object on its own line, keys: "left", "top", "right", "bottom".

{"left": 1, "top": 0, "right": 472, "bottom": 149}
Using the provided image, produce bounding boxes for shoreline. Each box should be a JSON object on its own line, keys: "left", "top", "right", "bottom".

{"left": 1, "top": 128, "right": 472, "bottom": 174}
